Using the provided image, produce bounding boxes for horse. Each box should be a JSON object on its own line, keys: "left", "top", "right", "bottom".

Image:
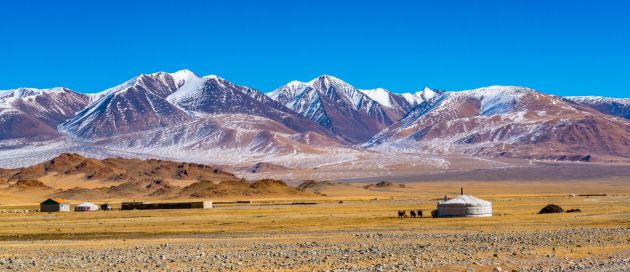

{"left": 410, "top": 210, "right": 417, "bottom": 218}
{"left": 417, "top": 210, "right": 423, "bottom": 218}
{"left": 398, "top": 210, "right": 407, "bottom": 218}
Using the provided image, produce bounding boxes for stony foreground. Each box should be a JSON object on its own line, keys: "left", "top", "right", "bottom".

{"left": 1, "top": 227, "right": 629, "bottom": 271}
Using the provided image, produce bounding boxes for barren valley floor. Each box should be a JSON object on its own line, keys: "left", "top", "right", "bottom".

{"left": 1, "top": 180, "right": 630, "bottom": 271}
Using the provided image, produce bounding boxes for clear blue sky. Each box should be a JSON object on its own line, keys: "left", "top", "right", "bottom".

{"left": 1, "top": 0, "right": 628, "bottom": 97}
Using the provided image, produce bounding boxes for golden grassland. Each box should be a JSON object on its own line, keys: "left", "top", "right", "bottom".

{"left": 0, "top": 180, "right": 629, "bottom": 239}
{"left": 0, "top": 180, "right": 629, "bottom": 271}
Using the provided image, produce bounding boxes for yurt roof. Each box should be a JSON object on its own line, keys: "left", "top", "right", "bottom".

{"left": 438, "top": 195, "right": 491, "bottom": 206}
{"left": 76, "top": 202, "right": 98, "bottom": 207}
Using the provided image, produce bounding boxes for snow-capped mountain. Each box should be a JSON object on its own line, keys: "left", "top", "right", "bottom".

{"left": 359, "top": 88, "right": 414, "bottom": 112}
{"left": 364, "top": 86, "right": 630, "bottom": 161}
{"left": 565, "top": 96, "right": 630, "bottom": 120}
{"left": 268, "top": 75, "right": 410, "bottom": 143}
{"left": 0, "top": 88, "right": 89, "bottom": 140}
{"left": 59, "top": 72, "right": 192, "bottom": 139}
{"left": 56, "top": 70, "right": 342, "bottom": 157}
{"left": 165, "top": 70, "right": 336, "bottom": 137}
{"left": 2, "top": 71, "right": 630, "bottom": 165}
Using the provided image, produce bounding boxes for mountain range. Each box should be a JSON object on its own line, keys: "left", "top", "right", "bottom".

{"left": 1, "top": 69, "right": 630, "bottom": 166}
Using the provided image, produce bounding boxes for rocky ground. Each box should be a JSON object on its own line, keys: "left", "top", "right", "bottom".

{"left": 0, "top": 227, "right": 629, "bottom": 271}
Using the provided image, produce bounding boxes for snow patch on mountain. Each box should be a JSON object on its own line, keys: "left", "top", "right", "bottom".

{"left": 1, "top": 88, "right": 67, "bottom": 106}
{"left": 401, "top": 87, "right": 439, "bottom": 106}
{"left": 566, "top": 96, "right": 630, "bottom": 104}
{"left": 165, "top": 70, "right": 207, "bottom": 106}
{"left": 308, "top": 75, "right": 363, "bottom": 110}
{"left": 451, "top": 86, "right": 533, "bottom": 115}
{"left": 170, "top": 69, "right": 197, "bottom": 86}
{"left": 565, "top": 96, "right": 630, "bottom": 119}
{"left": 360, "top": 88, "right": 393, "bottom": 108}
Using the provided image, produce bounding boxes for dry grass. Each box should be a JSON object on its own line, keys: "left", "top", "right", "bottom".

{"left": 0, "top": 180, "right": 629, "bottom": 271}
{"left": 0, "top": 190, "right": 628, "bottom": 239}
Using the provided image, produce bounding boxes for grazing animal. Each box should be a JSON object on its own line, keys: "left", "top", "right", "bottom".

{"left": 417, "top": 210, "right": 423, "bottom": 218}
{"left": 410, "top": 210, "right": 417, "bottom": 218}
{"left": 398, "top": 210, "right": 407, "bottom": 218}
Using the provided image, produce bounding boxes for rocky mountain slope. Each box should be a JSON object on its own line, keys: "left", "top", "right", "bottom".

{"left": 269, "top": 75, "right": 413, "bottom": 143}
{"left": 1, "top": 70, "right": 630, "bottom": 164}
{"left": 59, "top": 72, "right": 191, "bottom": 139}
{"left": 0, "top": 88, "right": 89, "bottom": 140}
{"left": 56, "top": 70, "right": 343, "bottom": 155}
{"left": 565, "top": 96, "right": 630, "bottom": 120}
{"left": 364, "top": 86, "right": 630, "bottom": 161}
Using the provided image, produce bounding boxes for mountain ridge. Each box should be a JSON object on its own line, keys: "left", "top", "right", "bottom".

{"left": 1, "top": 70, "right": 630, "bottom": 164}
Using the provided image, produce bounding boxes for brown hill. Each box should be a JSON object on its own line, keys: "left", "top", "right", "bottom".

{"left": 53, "top": 187, "right": 108, "bottom": 200}
{"left": 54, "top": 179, "right": 180, "bottom": 200}
{"left": 178, "top": 179, "right": 306, "bottom": 198}
{"left": 2, "top": 153, "right": 238, "bottom": 183}
{"left": 363, "top": 181, "right": 406, "bottom": 189}
{"left": 0, "top": 154, "right": 309, "bottom": 202}
{"left": 297, "top": 180, "right": 347, "bottom": 191}
{"left": 247, "top": 162, "right": 290, "bottom": 173}
{"left": 51, "top": 176, "right": 307, "bottom": 201}
{"left": 8, "top": 179, "right": 53, "bottom": 191}
{"left": 6, "top": 153, "right": 125, "bottom": 181}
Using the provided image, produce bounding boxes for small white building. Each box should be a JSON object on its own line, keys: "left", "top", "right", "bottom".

{"left": 74, "top": 202, "right": 99, "bottom": 212}
{"left": 437, "top": 194, "right": 492, "bottom": 217}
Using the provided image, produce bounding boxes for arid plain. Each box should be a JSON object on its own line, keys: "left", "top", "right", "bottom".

{"left": 1, "top": 158, "right": 630, "bottom": 271}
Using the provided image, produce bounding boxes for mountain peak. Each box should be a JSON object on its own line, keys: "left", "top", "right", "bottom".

{"left": 401, "top": 87, "right": 441, "bottom": 106}
{"left": 286, "top": 80, "right": 307, "bottom": 89}
{"left": 170, "top": 69, "right": 199, "bottom": 84}
{"left": 468, "top": 85, "right": 535, "bottom": 94}
{"left": 360, "top": 88, "right": 393, "bottom": 108}
{"left": 203, "top": 74, "right": 223, "bottom": 81}
{"left": 309, "top": 74, "right": 346, "bottom": 85}
{"left": 0, "top": 87, "right": 73, "bottom": 103}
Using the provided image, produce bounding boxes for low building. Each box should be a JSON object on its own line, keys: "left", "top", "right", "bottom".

{"left": 75, "top": 202, "right": 99, "bottom": 212}
{"left": 40, "top": 198, "right": 71, "bottom": 212}
{"left": 100, "top": 203, "right": 112, "bottom": 211}
{"left": 437, "top": 194, "right": 492, "bottom": 217}
{"left": 121, "top": 200, "right": 212, "bottom": 210}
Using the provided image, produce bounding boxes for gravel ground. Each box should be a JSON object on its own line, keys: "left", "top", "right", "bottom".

{"left": 0, "top": 228, "right": 629, "bottom": 271}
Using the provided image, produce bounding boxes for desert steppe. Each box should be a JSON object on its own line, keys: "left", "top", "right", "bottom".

{"left": 1, "top": 176, "right": 630, "bottom": 271}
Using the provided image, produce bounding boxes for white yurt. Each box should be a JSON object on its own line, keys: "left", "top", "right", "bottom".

{"left": 437, "top": 194, "right": 492, "bottom": 217}
{"left": 74, "top": 202, "right": 99, "bottom": 212}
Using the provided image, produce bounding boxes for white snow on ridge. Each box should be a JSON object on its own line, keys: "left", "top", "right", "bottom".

{"left": 286, "top": 80, "right": 307, "bottom": 90}
{"left": 267, "top": 80, "right": 307, "bottom": 101}
{"left": 360, "top": 88, "right": 392, "bottom": 108}
{"left": 401, "top": 87, "right": 439, "bottom": 106}
{"left": 453, "top": 85, "right": 534, "bottom": 97}
{"left": 170, "top": 69, "right": 198, "bottom": 87}
{"left": 420, "top": 87, "right": 439, "bottom": 100}
{"left": 447, "top": 86, "right": 535, "bottom": 115}
{"left": 566, "top": 96, "right": 630, "bottom": 104}
{"left": 0, "top": 87, "right": 72, "bottom": 111}
{"left": 166, "top": 70, "right": 207, "bottom": 105}
{"left": 309, "top": 75, "right": 366, "bottom": 109}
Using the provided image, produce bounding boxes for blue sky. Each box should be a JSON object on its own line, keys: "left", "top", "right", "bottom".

{"left": 1, "top": 0, "right": 628, "bottom": 97}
